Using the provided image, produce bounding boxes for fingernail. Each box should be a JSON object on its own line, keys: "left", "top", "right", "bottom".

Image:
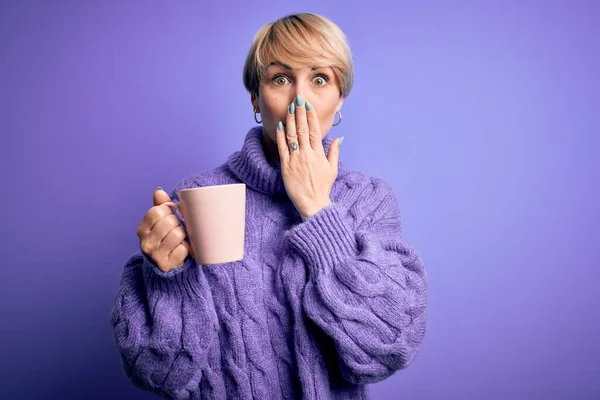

{"left": 296, "top": 95, "right": 303, "bottom": 107}
{"left": 339, "top": 136, "right": 344, "bottom": 146}
{"left": 305, "top": 100, "right": 313, "bottom": 111}
{"left": 277, "top": 121, "right": 283, "bottom": 131}
{"left": 289, "top": 102, "right": 295, "bottom": 114}
{"left": 155, "top": 186, "right": 163, "bottom": 192}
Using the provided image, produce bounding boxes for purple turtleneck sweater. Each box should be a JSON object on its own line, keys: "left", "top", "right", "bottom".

{"left": 110, "top": 126, "right": 428, "bottom": 400}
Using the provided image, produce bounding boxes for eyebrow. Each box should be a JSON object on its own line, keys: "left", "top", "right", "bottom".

{"left": 266, "top": 61, "right": 321, "bottom": 71}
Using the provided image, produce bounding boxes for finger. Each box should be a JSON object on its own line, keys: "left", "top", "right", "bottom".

{"left": 327, "top": 137, "right": 342, "bottom": 176}
{"left": 145, "top": 213, "right": 180, "bottom": 246}
{"left": 305, "top": 99, "right": 324, "bottom": 153}
{"left": 286, "top": 101, "right": 299, "bottom": 154}
{"left": 294, "top": 95, "right": 310, "bottom": 151}
{"left": 168, "top": 242, "right": 191, "bottom": 263}
{"left": 153, "top": 187, "right": 171, "bottom": 206}
{"left": 156, "top": 225, "right": 187, "bottom": 261}
{"left": 275, "top": 121, "right": 290, "bottom": 164}
{"left": 137, "top": 204, "right": 175, "bottom": 238}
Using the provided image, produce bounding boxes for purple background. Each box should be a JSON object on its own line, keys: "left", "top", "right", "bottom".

{"left": 1, "top": 0, "right": 598, "bottom": 399}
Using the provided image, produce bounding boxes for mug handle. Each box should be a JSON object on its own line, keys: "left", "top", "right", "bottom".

{"left": 160, "top": 201, "right": 195, "bottom": 259}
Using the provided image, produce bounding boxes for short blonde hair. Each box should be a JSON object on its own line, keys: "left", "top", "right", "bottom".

{"left": 243, "top": 13, "right": 354, "bottom": 98}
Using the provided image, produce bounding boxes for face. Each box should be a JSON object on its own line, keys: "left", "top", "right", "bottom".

{"left": 251, "top": 60, "right": 344, "bottom": 159}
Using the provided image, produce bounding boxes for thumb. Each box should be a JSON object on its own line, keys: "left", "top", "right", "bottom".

{"left": 153, "top": 187, "right": 171, "bottom": 207}
{"left": 327, "top": 136, "right": 343, "bottom": 171}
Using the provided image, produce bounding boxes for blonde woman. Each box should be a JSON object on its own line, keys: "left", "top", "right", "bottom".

{"left": 110, "top": 13, "right": 427, "bottom": 400}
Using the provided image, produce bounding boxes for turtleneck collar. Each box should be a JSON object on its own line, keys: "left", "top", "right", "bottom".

{"left": 226, "top": 125, "right": 343, "bottom": 196}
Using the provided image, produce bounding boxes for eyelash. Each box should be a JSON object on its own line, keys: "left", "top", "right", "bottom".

{"left": 272, "top": 74, "right": 329, "bottom": 87}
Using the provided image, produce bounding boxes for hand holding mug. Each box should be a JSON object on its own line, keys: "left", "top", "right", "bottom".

{"left": 136, "top": 188, "right": 192, "bottom": 272}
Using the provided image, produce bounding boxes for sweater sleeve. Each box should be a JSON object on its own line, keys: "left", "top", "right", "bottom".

{"left": 109, "top": 179, "right": 218, "bottom": 399}
{"left": 109, "top": 253, "right": 218, "bottom": 399}
{"left": 284, "top": 177, "right": 428, "bottom": 385}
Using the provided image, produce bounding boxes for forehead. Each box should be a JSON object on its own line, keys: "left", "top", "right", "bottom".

{"left": 266, "top": 61, "right": 328, "bottom": 72}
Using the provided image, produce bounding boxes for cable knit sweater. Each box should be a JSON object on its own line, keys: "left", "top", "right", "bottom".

{"left": 110, "top": 126, "right": 428, "bottom": 400}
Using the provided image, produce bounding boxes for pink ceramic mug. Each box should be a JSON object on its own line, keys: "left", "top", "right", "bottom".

{"left": 162, "top": 183, "right": 246, "bottom": 265}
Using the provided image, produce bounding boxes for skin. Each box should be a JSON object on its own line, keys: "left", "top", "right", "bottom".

{"left": 252, "top": 61, "right": 345, "bottom": 219}
{"left": 138, "top": 188, "right": 193, "bottom": 272}
{"left": 251, "top": 61, "right": 343, "bottom": 163}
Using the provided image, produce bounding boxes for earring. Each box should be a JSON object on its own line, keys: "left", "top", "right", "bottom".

{"left": 332, "top": 110, "right": 342, "bottom": 126}
{"left": 254, "top": 110, "right": 262, "bottom": 124}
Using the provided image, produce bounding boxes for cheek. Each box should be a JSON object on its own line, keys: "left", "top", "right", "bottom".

{"left": 261, "top": 95, "right": 288, "bottom": 117}
{"left": 313, "top": 97, "right": 338, "bottom": 115}
{"left": 318, "top": 104, "right": 337, "bottom": 121}
{"left": 319, "top": 117, "right": 331, "bottom": 128}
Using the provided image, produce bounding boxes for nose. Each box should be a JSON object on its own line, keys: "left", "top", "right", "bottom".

{"left": 291, "top": 81, "right": 312, "bottom": 104}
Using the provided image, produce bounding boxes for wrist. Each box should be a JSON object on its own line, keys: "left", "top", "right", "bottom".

{"left": 300, "top": 198, "right": 332, "bottom": 220}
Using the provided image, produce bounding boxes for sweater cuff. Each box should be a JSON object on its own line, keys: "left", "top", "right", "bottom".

{"left": 141, "top": 253, "right": 203, "bottom": 298}
{"left": 285, "top": 202, "right": 357, "bottom": 275}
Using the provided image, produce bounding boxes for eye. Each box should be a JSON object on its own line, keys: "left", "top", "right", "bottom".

{"left": 272, "top": 73, "right": 329, "bottom": 87}
{"left": 313, "top": 74, "right": 329, "bottom": 87}
{"left": 273, "top": 75, "right": 289, "bottom": 86}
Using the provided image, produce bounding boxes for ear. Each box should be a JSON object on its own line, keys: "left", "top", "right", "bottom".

{"left": 336, "top": 95, "right": 344, "bottom": 112}
{"left": 251, "top": 91, "right": 259, "bottom": 112}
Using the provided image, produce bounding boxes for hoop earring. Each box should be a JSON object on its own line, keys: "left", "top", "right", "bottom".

{"left": 254, "top": 110, "right": 262, "bottom": 124}
{"left": 332, "top": 110, "right": 342, "bottom": 126}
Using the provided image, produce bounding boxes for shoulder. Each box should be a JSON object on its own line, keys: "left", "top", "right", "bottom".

{"left": 336, "top": 168, "right": 396, "bottom": 200}
{"left": 335, "top": 168, "right": 401, "bottom": 222}
{"left": 169, "top": 162, "right": 239, "bottom": 200}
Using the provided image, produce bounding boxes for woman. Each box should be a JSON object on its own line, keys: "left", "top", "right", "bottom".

{"left": 110, "top": 12, "right": 427, "bottom": 400}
